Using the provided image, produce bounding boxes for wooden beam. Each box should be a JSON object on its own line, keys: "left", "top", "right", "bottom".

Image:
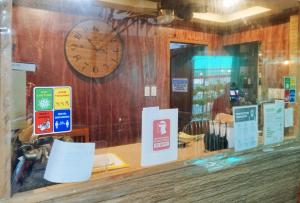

{"left": 0, "top": 0, "right": 12, "bottom": 199}
{"left": 93, "top": 0, "right": 157, "bottom": 14}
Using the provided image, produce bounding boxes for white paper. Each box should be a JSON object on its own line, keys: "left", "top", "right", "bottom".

{"left": 141, "top": 107, "right": 178, "bottom": 167}
{"left": 233, "top": 105, "right": 258, "bottom": 152}
{"left": 44, "top": 139, "right": 95, "bottom": 183}
{"left": 94, "top": 153, "right": 125, "bottom": 168}
{"left": 226, "top": 126, "right": 234, "bottom": 148}
{"left": 268, "top": 88, "right": 285, "bottom": 100}
{"left": 263, "top": 101, "right": 284, "bottom": 145}
{"left": 285, "top": 108, "right": 294, "bottom": 128}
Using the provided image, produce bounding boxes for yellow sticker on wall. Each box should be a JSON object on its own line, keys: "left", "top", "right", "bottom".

{"left": 54, "top": 87, "right": 71, "bottom": 109}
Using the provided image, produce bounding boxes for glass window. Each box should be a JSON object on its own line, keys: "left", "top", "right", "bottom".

{"left": 8, "top": 0, "right": 299, "bottom": 194}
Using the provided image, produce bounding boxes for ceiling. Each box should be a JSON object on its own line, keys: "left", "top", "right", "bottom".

{"left": 12, "top": 0, "right": 300, "bottom": 31}
{"left": 95, "top": 0, "right": 299, "bottom": 24}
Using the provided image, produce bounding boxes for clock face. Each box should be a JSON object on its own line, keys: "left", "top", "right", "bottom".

{"left": 65, "top": 20, "right": 123, "bottom": 78}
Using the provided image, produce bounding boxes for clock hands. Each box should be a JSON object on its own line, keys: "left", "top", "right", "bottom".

{"left": 87, "top": 38, "right": 107, "bottom": 53}
{"left": 87, "top": 38, "right": 98, "bottom": 51}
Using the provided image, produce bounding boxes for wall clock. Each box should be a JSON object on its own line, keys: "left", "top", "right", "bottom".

{"left": 65, "top": 20, "right": 123, "bottom": 78}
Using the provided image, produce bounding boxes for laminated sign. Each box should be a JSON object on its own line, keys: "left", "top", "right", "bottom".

{"left": 284, "top": 77, "right": 296, "bottom": 103}
{"left": 34, "top": 86, "right": 72, "bottom": 135}
{"left": 141, "top": 107, "right": 178, "bottom": 167}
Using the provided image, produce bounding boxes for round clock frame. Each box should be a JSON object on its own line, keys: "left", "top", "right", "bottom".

{"left": 65, "top": 20, "right": 123, "bottom": 78}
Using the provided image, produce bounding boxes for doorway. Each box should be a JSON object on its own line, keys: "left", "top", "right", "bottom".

{"left": 224, "top": 42, "right": 260, "bottom": 105}
{"left": 169, "top": 42, "right": 207, "bottom": 131}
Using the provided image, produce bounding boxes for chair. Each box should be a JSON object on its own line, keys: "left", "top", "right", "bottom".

{"left": 51, "top": 128, "right": 90, "bottom": 143}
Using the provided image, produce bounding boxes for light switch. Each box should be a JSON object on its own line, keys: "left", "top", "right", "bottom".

{"left": 151, "top": 86, "right": 157, "bottom": 96}
{"left": 144, "top": 86, "right": 150, "bottom": 97}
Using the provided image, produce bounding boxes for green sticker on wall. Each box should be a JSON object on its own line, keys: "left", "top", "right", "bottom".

{"left": 284, "top": 77, "right": 290, "bottom": 90}
{"left": 35, "top": 88, "right": 53, "bottom": 111}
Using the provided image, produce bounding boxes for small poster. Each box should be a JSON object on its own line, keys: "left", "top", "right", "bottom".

{"left": 141, "top": 107, "right": 178, "bottom": 167}
{"left": 34, "top": 86, "right": 72, "bottom": 135}
{"left": 172, "top": 78, "right": 188, "bottom": 92}
{"left": 284, "top": 76, "right": 296, "bottom": 103}
{"left": 285, "top": 108, "right": 294, "bottom": 128}
{"left": 263, "top": 101, "right": 284, "bottom": 145}
{"left": 268, "top": 88, "right": 284, "bottom": 100}
{"left": 233, "top": 105, "right": 258, "bottom": 152}
{"left": 290, "top": 77, "right": 296, "bottom": 89}
{"left": 54, "top": 87, "right": 71, "bottom": 109}
{"left": 35, "top": 88, "right": 53, "bottom": 111}
{"left": 284, "top": 77, "right": 291, "bottom": 90}
{"left": 35, "top": 111, "right": 53, "bottom": 134}
{"left": 54, "top": 109, "right": 71, "bottom": 132}
{"left": 153, "top": 119, "right": 170, "bottom": 151}
{"left": 289, "top": 89, "right": 296, "bottom": 103}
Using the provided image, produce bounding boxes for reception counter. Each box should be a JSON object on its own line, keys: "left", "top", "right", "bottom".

{"left": 4, "top": 140, "right": 300, "bottom": 203}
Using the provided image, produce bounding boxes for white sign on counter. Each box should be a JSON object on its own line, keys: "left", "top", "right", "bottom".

{"left": 141, "top": 107, "right": 178, "bottom": 167}
{"left": 233, "top": 105, "right": 258, "bottom": 152}
{"left": 263, "top": 101, "right": 284, "bottom": 145}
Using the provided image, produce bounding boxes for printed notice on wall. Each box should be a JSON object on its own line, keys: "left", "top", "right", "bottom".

{"left": 263, "top": 101, "right": 284, "bottom": 145}
{"left": 284, "top": 76, "right": 296, "bottom": 103}
{"left": 34, "top": 86, "right": 72, "bottom": 135}
{"left": 233, "top": 105, "right": 258, "bottom": 152}
{"left": 285, "top": 108, "right": 294, "bottom": 128}
{"left": 172, "top": 78, "right": 188, "bottom": 92}
{"left": 141, "top": 107, "right": 178, "bottom": 167}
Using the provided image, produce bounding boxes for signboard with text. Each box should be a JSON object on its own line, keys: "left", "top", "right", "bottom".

{"left": 34, "top": 86, "right": 72, "bottom": 135}
{"left": 284, "top": 76, "right": 296, "bottom": 103}
{"left": 172, "top": 78, "right": 189, "bottom": 93}
{"left": 263, "top": 101, "right": 284, "bottom": 145}
{"left": 141, "top": 107, "right": 178, "bottom": 167}
{"left": 233, "top": 105, "right": 258, "bottom": 152}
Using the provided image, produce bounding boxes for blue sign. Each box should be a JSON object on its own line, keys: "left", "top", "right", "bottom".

{"left": 54, "top": 109, "right": 71, "bottom": 132}
{"left": 172, "top": 78, "right": 188, "bottom": 92}
{"left": 290, "top": 89, "right": 296, "bottom": 103}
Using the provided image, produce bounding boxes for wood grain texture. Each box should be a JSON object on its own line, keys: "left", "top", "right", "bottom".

{"left": 222, "top": 22, "right": 290, "bottom": 96}
{"left": 4, "top": 141, "right": 300, "bottom": 203}
{"left": 0, "top": 0, "right": 12, "bottom": 199}
{"left": 289, "top": 15, "right": 299, "bottom": 137}
{"left": 12, "top": 6, "right": 221, "bottom": 146}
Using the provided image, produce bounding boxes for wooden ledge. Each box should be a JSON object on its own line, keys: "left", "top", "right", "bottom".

{"left": 3, "top": 140, "right": 300, "bottom": 203}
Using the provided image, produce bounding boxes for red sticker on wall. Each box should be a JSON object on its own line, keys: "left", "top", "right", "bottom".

{"left": 35, "top": 111, "right": 53, "bottom": 134}
{"left": 285, "top": 90, "right": 290, "bottom": 102}
{"left": 153, "top": 119, "right": 170, "bottom": 151}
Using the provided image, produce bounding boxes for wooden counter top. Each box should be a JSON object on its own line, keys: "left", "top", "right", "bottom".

{"left": 5, "top": 140, "right": 300, "bottom": 203}
{"left": 92, "top": 140, "right": 207, "bottom": 178}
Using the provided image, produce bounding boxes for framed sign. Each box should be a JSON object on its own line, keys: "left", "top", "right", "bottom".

{"left": 172, "top": 78, "right": 188, "bottom": 93}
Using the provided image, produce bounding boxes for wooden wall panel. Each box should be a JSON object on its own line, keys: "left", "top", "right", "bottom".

{"left": 222, "top": 22, "right": 290, "bottom": 97}
{"left": 12, "top": 6, "right": 220, "bottom": 146}
{"left": 13, "top": 5, "right": 291, "bottom": 147}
